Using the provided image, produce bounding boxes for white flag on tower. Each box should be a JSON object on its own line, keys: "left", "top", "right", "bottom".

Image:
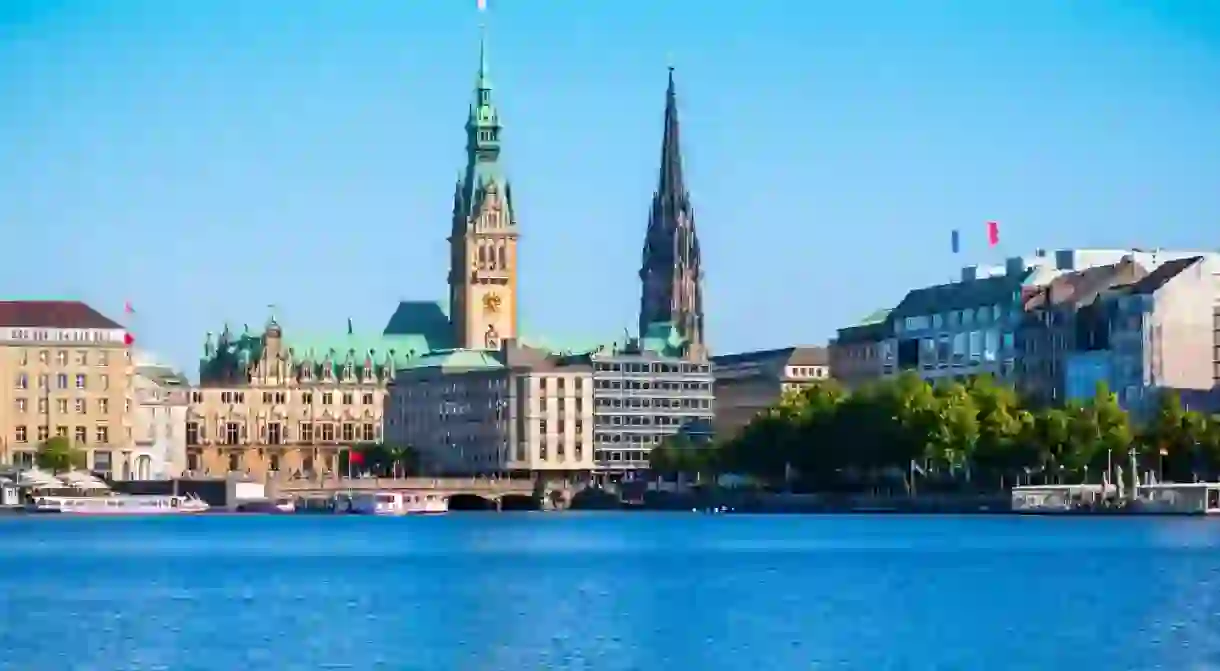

{"left": 477, "top": 0, "right": 486, "bottom": 10}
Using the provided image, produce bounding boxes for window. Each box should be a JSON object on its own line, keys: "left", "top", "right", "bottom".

{"left": 322, "top": 393, "right": 333, "bottom": 405}
{"left": 75, "top": 398, "right": 86, "bottom": 414}
{"left": 228, "top": 453, "right": 240, "bottom": 472}
{"left": 56, "top": 373, "right": 67, "bottom": 389}
{"left": 15, "top": 398, "right": 26, "bottom": 413}
{"left": 14, "top": 426, "right": 27, "bottom": 443}
{"left": 186, "top": 422, "right": 199, "bottom": 445}
{"left": 56, "top": 351, "right": 67, "bottom": 365}
{"left": 96, "top": 425, "right": 109, "bottom": 444}
{"left": 37, "top": 374, "right": 47, "bottom": 389}
{"left": 76, "top": 351, "right": 88, "bottom": 365}
{"left": 362, "top": 423, "right": 375, "bottom": 441}
{"left": 342, "top": 392, "right": 354, "bottom": 405}
{"left": 302, "top": 392, "right": 313, "bottom": 405}
{"left": 98, "top": 398, "right": 109, "bottom": 413}
{"left": 300, "top": 422, "right": 313, "bottom": 442}
{"left": 93, "top": 450, "right": 111, "bottom": 472}
{"left": 55, "top": 425, "right": 68, "bottom": 438}
{"left": 321, "top": 424, "right": 335, "bottom": 442}
{"left": 56, "top": 399, "right": 68, "bottom": 414}
{"left": 268, "top": 422, "right": 282, "bottom": 445}
{"left": 341, "top": 423, "right": 354, "bottom": 441}
{"left": 98, "top": 351, "right": 108, "bottom": 366}
{"left": 74, "top": 426, "right": 87, "bottom": 444}
{"left": 37, "top": 398, "right": 47, "bottom": 414}
{"left": 263, "top": 392, "right": 273, "bottom": 404}
{"left": 17, "top": 349, "right": 28, "bottom": 365}
{"left": 14, "top": 373, "right": 27, "bottom": 390}
{"left": 37, "top": 426, "right": 48, "bottom": 442}
{"left": 362, "top": 393, "right": 374, "bottom": 405}
{"left": 38, "top": 350, "right": 48, "bottom": 364}
{"left": 225, "top": 422, "right": 241, "bottom": 445}
{"left": 269, "top": 454, "right": 280, "bottom": 472}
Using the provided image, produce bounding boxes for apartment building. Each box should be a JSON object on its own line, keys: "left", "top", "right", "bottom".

{"left": 131, "top": 357, "right": 190, "bottom": 479}
{"left": 711, "top": 346, "right": 828, "bottom": 439}
{"left": 0, "top": 301, "right": 134, "bottom": 473}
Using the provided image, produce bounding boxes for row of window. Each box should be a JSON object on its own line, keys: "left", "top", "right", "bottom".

{"left": 594, "top": 362, "right": 710, "bottom": 374}
{"left": 14, "top": 372, "right": 113, "bottom": 391}
{"left": 898, "top": 304, "right": 1009, "bottom": 334}
{"left": 195, "top": 390, "right": 378, "bottom": 406}
{"left": 14, "top": 424, "right": 112, "bottom": 444}
{"left": 595, "top": 432, "right": 665, "bottom": 445}
{"left": 595, "top": 397, "right": 711, "bottom": 410}
{"left": 594, "top": 415, "right": 694, "bottom": 427}
{"left": 14, "top": 397, "right": 126, "bottom": 414}
{"left": 787, "top": 366, "right": 828, "bottom": 379}
{"left": 185, "top": 451, "right": 334, "bottom": 476}
{"left": 185, "top": 421, "right": 378, "bottom": 446}
{"left": 594, "top": 379, "right": 711, "bottom": 392}
{"left": 594, "top": 450, "right": 649, "bottom": 464}
{"left": 13, "top": 349, "right": 117, "bottom": 367}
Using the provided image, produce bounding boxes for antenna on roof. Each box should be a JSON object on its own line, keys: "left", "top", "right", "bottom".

{"left": 347, "top": 317, "right": 353, "bottom": 335}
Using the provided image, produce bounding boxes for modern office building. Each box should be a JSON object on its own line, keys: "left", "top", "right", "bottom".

{"left": 591, "top": 323, "right": 715, "bottom": 481}
{"left": 386, "top": 339, "right": 594, "bottom": 478}
{"left": 711, "top": 345, "right": 828, "bottom": 439}
{"left": 0, "top": 301, "right": 135, "bottom": 472}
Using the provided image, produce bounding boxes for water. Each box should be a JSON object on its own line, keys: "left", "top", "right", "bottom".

{"left": 2, "top": 514, "right": 1220, "bottom": 671}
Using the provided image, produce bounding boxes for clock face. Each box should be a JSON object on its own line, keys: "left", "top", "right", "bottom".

{"left": 482, "top": 292, "right": 502, "bottom": 314}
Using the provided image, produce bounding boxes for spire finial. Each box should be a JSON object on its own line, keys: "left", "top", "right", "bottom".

{"left": 477, "top": 0, "right": 490, "bottom": 89}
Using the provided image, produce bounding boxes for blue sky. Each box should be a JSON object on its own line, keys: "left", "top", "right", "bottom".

{"left": 2, "top": 0, "right": 1218, "bottom": 374}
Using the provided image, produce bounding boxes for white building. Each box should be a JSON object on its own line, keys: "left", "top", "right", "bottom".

{"left": 129, "top": 356, "right": 190, "bottom": 480}
{"left": 386, "top": 339, "right": 594, "bottom": 480}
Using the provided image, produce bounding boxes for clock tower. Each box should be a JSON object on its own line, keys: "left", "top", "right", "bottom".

{"left": 448, "top": 28, "right": 519, "bottom": 350}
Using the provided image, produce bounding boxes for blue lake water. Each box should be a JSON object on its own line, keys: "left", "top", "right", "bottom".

{"left": 2, "top": 513, "right": 1220, "bottom": 670}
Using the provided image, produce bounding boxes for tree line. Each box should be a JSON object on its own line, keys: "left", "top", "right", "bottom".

{"left": 650, "top": 373, "right": 1220, "bottom": 493}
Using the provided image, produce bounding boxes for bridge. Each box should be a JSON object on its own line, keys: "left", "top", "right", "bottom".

{"left": 269, "top": 477, "right": 574, "bottom": 510}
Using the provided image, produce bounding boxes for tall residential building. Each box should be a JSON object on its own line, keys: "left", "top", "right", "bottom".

{"left": 448, "top": 30, "right": 519, "bottom": 351}
{"left": 711, "top": 346, "right": 829, "bottom": 439}
{"left": 131, "top": 357, "right": 190, "bottom": 479}
{"left": 386, "top": 340, "right": 594, "bottom": 478}
{"left": 591, "top": 323, "right": 715, "bottom": 482}
{"left": 0, "top": 301, "right": 134, "bottom": 473}
{"left": 638, "top": 68, "right": 706, "bottom": 360}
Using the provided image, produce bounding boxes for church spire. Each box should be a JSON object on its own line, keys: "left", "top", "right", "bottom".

{"left": 657, "top": 67, "right": 686, "bottom": 203}
{"left": 638, "top": 67, "right": 706, "bottom": 359}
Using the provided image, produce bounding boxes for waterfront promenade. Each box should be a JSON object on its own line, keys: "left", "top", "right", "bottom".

{"left": 269, "top": 476, "right": 577, "bottom": 508}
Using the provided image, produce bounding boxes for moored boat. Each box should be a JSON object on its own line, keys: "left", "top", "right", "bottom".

{"left": 25, "top": 493, "right": 210, "bottom": 515}
{"left": 349, "top": 491, "right": 449, "bottom": 516}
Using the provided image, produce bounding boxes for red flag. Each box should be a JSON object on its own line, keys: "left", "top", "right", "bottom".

{"left": 349, "top": 450, "right": 364, "bottom": 465}
{"left": 987, "top": 221, "right": 999, "bottom": 247}
{"left": 123, "top": 333, "right": 134, "bottom": 346}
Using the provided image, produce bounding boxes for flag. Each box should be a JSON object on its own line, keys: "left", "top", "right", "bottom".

{"left": 987, "top": 221, "right": 1000, "bottom": 247}
{"left": 123, "top": 333, "right": 134, "bottom": 346}
{"left": 477, "top": 0, "right": 486, "bottom": 10}
{"left": 950, "top": 229, "right": 960, "bottom": 254}
{"left": 124, "top": 301, "right": 135, "bottom": 314}
{"left": 349, "top": 449, "right": 364, "bottom": 465}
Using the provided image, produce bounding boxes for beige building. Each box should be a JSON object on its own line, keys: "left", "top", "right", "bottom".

{"left": 131, "top": 356, "right": 191, "bottom": 479}
{"left": 0, "top": 301, "right": 135, "bottom": 474}
{"left": 387, "top": 340, "right": 595, "bottom": 478}
{"left": 710, "top": 346, "right": 830, "bottom": 439}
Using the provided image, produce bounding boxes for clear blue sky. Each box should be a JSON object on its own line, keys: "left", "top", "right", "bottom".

{"left": 2, "top": 0, "right": 1218, "bottom": 375}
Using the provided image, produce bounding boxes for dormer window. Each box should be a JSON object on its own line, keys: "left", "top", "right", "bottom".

{"left": 343, "top": 364, "right": 354, "bottom": 381}
{"left": 301, "top": 365, "right": 312, "bottom": 381}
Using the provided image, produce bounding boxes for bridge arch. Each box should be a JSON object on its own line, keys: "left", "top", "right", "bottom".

{"left": 447, "top": 493, "right": 498, "bottom": 511}
{"left": 499, "top": 494, "right": 538, "bottom": 511}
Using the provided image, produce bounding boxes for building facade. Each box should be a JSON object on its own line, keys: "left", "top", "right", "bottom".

{"left": 131, "top": 358, "right": 190, "bottom": 479}
{"left": 188, "top": 316, "right": 404, "bottom": 479}
{"left": 829, "top": 309, "right": 891, "bottom": 389}
{"left": 0, "top": 301, "right": 134, "bottom": 473}
{"left": 711, "top": 346, "right": 829, "bottom": 439}
{"left": 448, "top": 33, "right": 520, "bottom": 352}
{"left": 638, "top": 69, "right": 707, "bottom": 360}
{"left": 386, "top": 340, "right": 595, "bottom": 478}
{"left": 592, "top": 324, "right": 715, "bottom": 480}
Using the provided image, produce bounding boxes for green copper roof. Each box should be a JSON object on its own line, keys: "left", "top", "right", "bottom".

{"left": 397, "top": 348, "right": 504, "bottom": 372}
{"left": 452, "top": 26, "right": 515, "bottom": 229}
{"left": 640, "top": 321, "right": 688, "bottom": 357}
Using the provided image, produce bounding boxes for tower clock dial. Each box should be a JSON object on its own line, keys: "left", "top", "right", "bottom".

{"left": 482, "top": 292, "right": 502, "bottom": 314}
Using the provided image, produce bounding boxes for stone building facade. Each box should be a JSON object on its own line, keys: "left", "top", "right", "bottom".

{"left": 711, "top": 346, "right": 829, "bottom": 440}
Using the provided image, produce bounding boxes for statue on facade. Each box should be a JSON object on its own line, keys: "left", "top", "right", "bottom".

{"left": 484, "top": 324, "right": 500, "bottom": 349}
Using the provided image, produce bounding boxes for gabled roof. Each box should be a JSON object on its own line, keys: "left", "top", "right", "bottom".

{"left": 1023, "top": 260, "right": 1146, "bottom": 311}
{"left": 0, "top": 301, "right": 122, "bottom": 329}
{"left": 381, "top": 301, "right": 455, "bottom": 355}
{"left": 711, "top": 345, "right": 827, "bottom": 368}
{"left": 1124, "top": 256, "right": 1203, "bottom": 296}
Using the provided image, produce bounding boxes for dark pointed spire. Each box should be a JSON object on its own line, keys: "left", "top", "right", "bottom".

{"left": 657, "top": 67, "right": 686, "bottom": 202}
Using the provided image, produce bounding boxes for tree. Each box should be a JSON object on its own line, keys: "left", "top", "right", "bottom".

{"left": 35, "top": 436, "right": 87, "bottom": 474}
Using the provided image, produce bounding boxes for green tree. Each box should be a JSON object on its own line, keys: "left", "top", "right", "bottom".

{"left": 35, "top": 436, "right": 87, "bottom": 474}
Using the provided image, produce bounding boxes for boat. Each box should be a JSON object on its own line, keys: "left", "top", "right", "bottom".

{"left": 25, "top": 493, "right": 211, "bottom": 515}
{"left": 349, "top": 491, "right": 449, "bottom": 516}
{"left": 1127, "top": 483, "right": 1220, "bottom": 516}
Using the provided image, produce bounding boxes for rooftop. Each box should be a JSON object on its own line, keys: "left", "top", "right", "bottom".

{"left": 0, "top": 301, "right": 123, "bottom": 330}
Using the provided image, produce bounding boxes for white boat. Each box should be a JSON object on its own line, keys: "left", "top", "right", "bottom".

{"left": 1129, "top": 483, "right": 1220, "bottom": 515}
{"left": 274, "top": 497, "right": 296, "bottom": 513}
{"left": 25, "top": 493, "right": 210, "bottom": 515}
{"left": 349, "top": 491, "right": 449, "bottom": 516}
